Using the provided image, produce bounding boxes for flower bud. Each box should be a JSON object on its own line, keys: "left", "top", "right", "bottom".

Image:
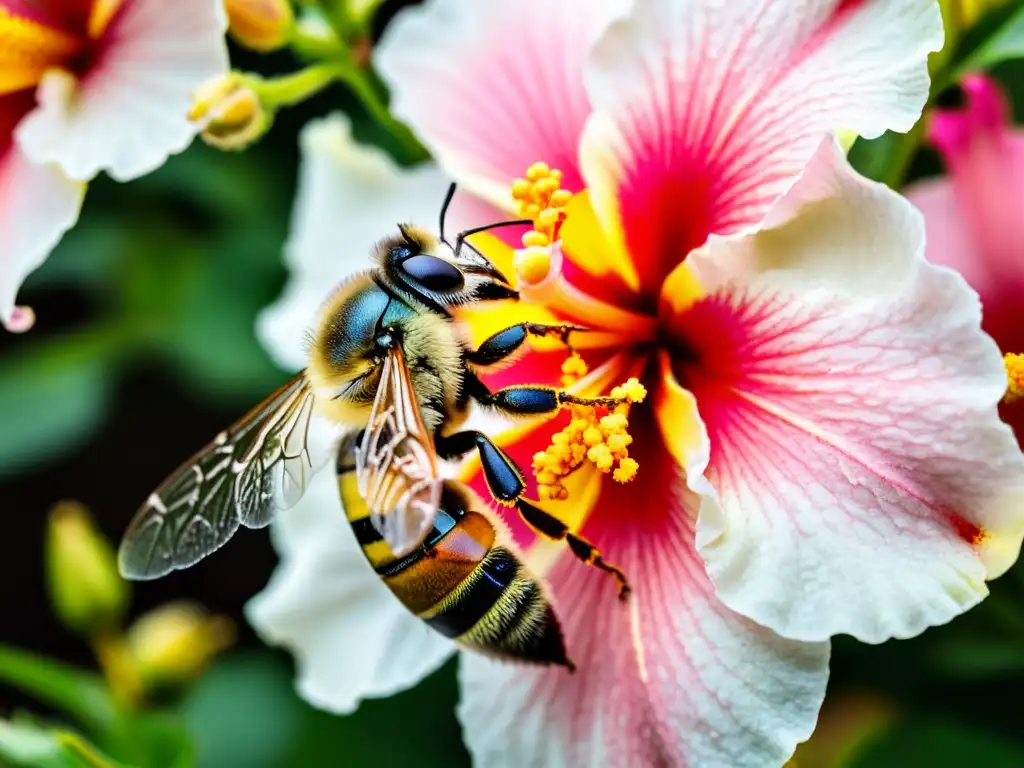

{"left": 225, "top": 0, "right": 294, "bottom": 52}
{"left": 346, "top": 0, "right": 386, "bottom": 27}
{"left": 125, "top": 602, "right": 235, "bottom": 689}
{"left": 189, "top": 73, "right": 269, "bottom": 151}
{"left": 45, "top": 501, "right": 129, "bottom": 637}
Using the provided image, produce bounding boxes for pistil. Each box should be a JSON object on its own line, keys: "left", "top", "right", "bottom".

{"left": 510, "top": 162, "right": 658, "bottom": 339}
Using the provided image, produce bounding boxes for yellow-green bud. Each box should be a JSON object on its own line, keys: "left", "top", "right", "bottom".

{"left": 188, "top": 73, "right": 269, "bottom": 151}
{"left": 225, "top": 0, "right": 294, "bottom": 52}
{"left": 45, "top": 501, "right": 128, "bottom": 637}
{"left": 125, "top": 602, "right": 235, "bottom": 689}
{"left": 346, "top": 0, "right": 386, "bottom": 28}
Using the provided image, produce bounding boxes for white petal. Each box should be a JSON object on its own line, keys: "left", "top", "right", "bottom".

{"left": 15, "top": 0, "right": 229, "bottom": 182}
{"left": 376, "top": 0, "right": 627, "bottom": 207}
{"left": 674, "top": 138, "right": 1024, "bottom": 643}
{"left": 579, "top": 0, "right": 943, "bottom": 293}
{"left": 0, "top": 146, "right": 84, "bottom": 329}
{"left": 246, "top": 470, "right": 455, "bottom": 714}
{"left": 256, "top": 113, "right": 451, "bottom": 370}
{"left": 457, "top": 425, "right": 828, "bottom": 766}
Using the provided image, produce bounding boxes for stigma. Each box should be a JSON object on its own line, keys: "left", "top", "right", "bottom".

{"left": 1005, "top": 353, "right": 1024, "bottom": 403}
{"left": 532, "top": 353, "right": 647, "bottom": 501}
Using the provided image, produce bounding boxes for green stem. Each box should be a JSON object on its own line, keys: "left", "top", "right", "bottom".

{"left": 288, "top": 26, "right": 347, "bottom": 61}
{"left": 316, "top": 0, "right": 360, "bottom": 45}
{"left": 251, "top": 65, "right": 343, "bottom": 110}
{"left": 335, "top": 66, "right": 429, "bottom": 164}
{"left": 879, "top": 119, "right": 926, "bottom": 190}
{"left": 0, "top": 644, "right": 118, "bottom": 737}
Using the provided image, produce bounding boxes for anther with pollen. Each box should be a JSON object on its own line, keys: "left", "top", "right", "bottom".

{"left": 532, "top": 353, "right": 647, "bottom": 501}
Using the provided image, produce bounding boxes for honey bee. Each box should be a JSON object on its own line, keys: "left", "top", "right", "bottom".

{"left": 118, "top": 186, "right": 628, "bottom": 669}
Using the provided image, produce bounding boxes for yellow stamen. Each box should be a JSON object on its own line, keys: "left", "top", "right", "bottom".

{"left": 1005, "top": 353, "right": 1024, "bottom": 403}
{"left": 511, "top": 162, "right": 573, "bottom": 246}
{"left": 533, "top": 354, "right": 647, "bottom": 499}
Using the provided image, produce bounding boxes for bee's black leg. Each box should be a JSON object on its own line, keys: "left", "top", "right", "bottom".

{"left": 516, "top": 498, "right": 630, "bottom": 600}
{"left": 434, "top": 431, "right": 525, "bottom": 505}
{"left": 465, "top": 373, "right": 626, "bottom": 417}
{"left": 466, "top": 323, "right": 587, "bottom": 368}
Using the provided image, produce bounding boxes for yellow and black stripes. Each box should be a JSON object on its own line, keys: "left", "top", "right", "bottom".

{"left": 338, "top": 469, "right": 572, "bottom": 669}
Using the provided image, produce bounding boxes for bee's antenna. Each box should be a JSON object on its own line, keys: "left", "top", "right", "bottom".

{"left": 454, "top": 219, "right": 532, "bottom": 259}
{"left": 439, "top": 182, "right": 457, "bottom": 243}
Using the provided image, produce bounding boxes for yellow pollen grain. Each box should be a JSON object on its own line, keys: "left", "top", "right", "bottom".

{"left": 532, "top": 354, "right": 649, "bottom": 499}
{"left": 1005, "top": 353, "right": 1024, "bottom": 404}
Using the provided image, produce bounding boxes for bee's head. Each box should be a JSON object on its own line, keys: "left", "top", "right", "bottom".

{"left": 377, "top": 224, "right": 517, "bottom": 310}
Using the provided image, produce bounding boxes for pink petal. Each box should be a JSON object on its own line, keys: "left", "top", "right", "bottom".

{"left": 673, "top": 139, "right": 1024, "bottom": 644}
{"left": 0, "top": 92, "right": 84, "bottom": 330}
{"left": 580, "top": 0, "right": 943, "bottom": 297}
{"left": 375, "top": 0, "right": 626, "bottom": 209}
{"left": 15, "top": 0, "right": 228, "bottom": 182}
{"left": 457, "top": 425, "right": 828, "bottom": 766}
{"left": 904, "top": 76, "right": 1024, "bottom": 449}
{"left": 903, "top": 177, "right": 986, "bottom": 291}
{"left": 922, "top": 75, "right": 1024, "bottom": 286}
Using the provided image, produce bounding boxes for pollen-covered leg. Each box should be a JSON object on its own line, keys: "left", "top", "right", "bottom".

{"left": 517, "top": 497, "right": 631, "bottom": 600}
{"left": 467, "top": 374, "right": 636, "bottom": 418}
{"left": 435, "top": 430, "right": 525, "bottom": 504}
{"left": 467, "top": 322, "right": 588, "bottom": 367}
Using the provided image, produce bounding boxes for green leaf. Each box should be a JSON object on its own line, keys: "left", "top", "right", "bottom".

{"left": 112, "top": 711, "right": 193, "bottom": 768}
{"left": 0, "top": 720, "right": 130, "bottom": 768}
{"left": 0, "top": 327, "right": 120, "bottom": 478}
{"left": 183, "top": 651, "right": 467, "bottom": 768}
{"left": 0, "top": 645, "right": 117, "bottom": 738}
{"left": 23, "top": 215, "right": 126, "bottom": 294}
{"left": 951, "top": 5, "right": 1024, "bottom": 81}
{"left": 130, "top": 144, "right": 290, "bottom": 227}
{"left": 155, "top": 230, "right": 287, "bottom": 402}
{"left": 848, "top": 716, "right": 1024, "bottom": 767}
{"left": 928, "top": 638, "right": 1024, "bottom": 679}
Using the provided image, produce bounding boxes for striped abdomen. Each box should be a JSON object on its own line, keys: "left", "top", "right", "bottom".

{"left": 338, "top": 470, "right": 571, "bottom": 668}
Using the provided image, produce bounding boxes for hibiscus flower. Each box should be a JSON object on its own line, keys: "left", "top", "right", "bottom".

{"left": 250, "top": 1, "right": 1024, "bottom": 764}
{"left": 904, "top": 73, "right": 1024, "bottom": 439}
{"left": 0, "top": 0, "right": 228, "bottom": 331}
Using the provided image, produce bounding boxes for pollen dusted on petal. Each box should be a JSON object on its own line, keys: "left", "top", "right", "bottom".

{"left": 1004, "top": 353, "right": 1024, "bottom": 403}
{"left": 532, "top": 353, "right": 647, "bottom": 500}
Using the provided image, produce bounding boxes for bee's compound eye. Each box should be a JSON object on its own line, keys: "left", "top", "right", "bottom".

{"left": 400, "top": 254, "right": 465, "bottom": 294}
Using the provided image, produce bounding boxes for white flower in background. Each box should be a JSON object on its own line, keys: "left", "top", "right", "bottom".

{"left": 0, "top": 0, "right": 228, "bottom": 331}
{"left": 245, "top": 1, "right": 1005, "bottom": 765}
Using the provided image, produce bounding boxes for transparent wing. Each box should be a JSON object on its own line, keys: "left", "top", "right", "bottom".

{"left": 119, "top": 373, "right": 343, "bottom": 580}
{"left": 354, "top": 345, "right": 443, "bottom": 557}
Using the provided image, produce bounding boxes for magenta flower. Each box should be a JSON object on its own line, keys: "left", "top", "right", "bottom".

{"left": 905, "top": 73, "right": 1024, "bottom": 438}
